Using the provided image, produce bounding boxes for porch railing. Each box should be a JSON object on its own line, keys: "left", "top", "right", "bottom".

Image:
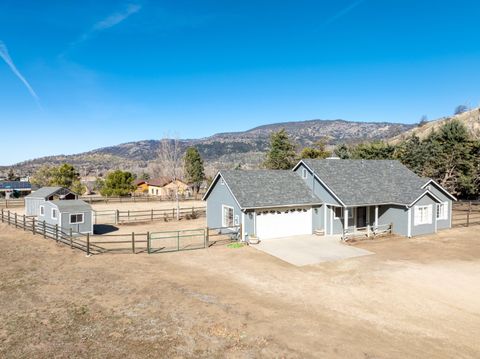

{"left": 342, "top": 223, "right": 393, "bottom": 242}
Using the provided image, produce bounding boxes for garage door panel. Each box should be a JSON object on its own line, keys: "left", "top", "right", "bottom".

{"left": 256, "top": 208, "right": 312, "bottom": 239}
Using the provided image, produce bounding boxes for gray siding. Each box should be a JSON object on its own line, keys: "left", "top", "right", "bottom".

{"left": 206, "top": 175, "right": 243, "bottom": 232}
{"left": 25, "top": 197, "right": 46, "bottom": 217}
{"left": 411, "top": 194, "right": 437, "bottom": 237}
{"left": 378, "top": 205, "right": 409, "bottom": 236}
{"left": 294, "top": 164, "right": 342, "bottom": 206}
{"left": 312, "top": 205, "right": 324, "bottom": 231}
{"left": 40, "top": 202, "right": 92, "bottom": 234}
{"left": 426, "top": 184, "right": 452, "bottom": 230}
{"left": 243, "top": 211, "right": 255, "bottom": 240}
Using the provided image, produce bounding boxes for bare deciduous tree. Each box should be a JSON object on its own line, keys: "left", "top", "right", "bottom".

{"left": 155, "top": 135, "right": 183, "bottom": 220}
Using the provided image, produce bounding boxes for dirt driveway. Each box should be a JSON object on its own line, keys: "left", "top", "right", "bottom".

{"left": 0, "top": 225, "right": 479, "bottom": 358}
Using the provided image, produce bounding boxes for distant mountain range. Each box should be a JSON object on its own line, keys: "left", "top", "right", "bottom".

{"left": 2, "top": 118, "right": 415, "bottom": 177}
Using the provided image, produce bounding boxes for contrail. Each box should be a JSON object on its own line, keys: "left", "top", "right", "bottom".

{"left": 0, "top": 40, "right": 40, "bottom": 106}
{"left": 70, "top": 3, "right": 142, "bottom": 47}
{"left": 324, "top": 0, "right": 366, "bottom": 26}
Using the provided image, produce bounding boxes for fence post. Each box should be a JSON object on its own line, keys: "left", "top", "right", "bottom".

{"left": 1, "top": 209, "right": 3, "bottom": 223}
{"left": 86, "top": 233, "right": 90, "bottom": 256}
{"left": 177, "top": 231, "right": 180, "bottom": 251}
{"left": 147, "top": 231, "right": 150, "bottom": 254}
{"left": 205, "top": 227, "right": 209, "bottom": 248}
{"left": 23, "top": 215, "right": 26, "bottom": 231}
{"left": 7, "top": 210, "right": 10, "bottom": 225}
{"left": 116, "top": 210, "right": 119, "bottom": 225}
{"left": 43, "top": 221, "right": 46, "bottom": 238}
{"left": 132, "top": 232, "right": 135, "bottom": 254}
{"left": 172, "top": 208, "right": 175, "bottom": 219}
{"left": 151, "top": 209, "right": 153, "bottom": 221}
{"left": 467, "top": 201, "right": 471, "bottom": 227}
{"left": 32, "top": 218, "right": 36, "bottom": 235}
{"left": 14, "top": 213, "right": 17, "bottom": 228}
{"left": 70, "top": 228, "right": 73, "bottom": 249}
{"left": 128, "top": 210, "right": 130, "bottom": 222}
{"left": 55, "top": 224, "right": 59, "bottom": 242}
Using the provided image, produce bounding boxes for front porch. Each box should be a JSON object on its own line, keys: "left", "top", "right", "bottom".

{"left": 341, "top": 206, "right": 392, "bottom": 241}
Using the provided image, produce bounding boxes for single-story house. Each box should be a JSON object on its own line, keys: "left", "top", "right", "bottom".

{"left": 147, "top": 177, "right": 191, "bottom": 198}
{"left": 133, "top": 179, "right": 149, "bottom": 194}
{"left": 38, "top": 200, "right": 93, "bottom": 235}
{"left": 25, "top": 187, "right": 78, "bottom": 216}
{"left": 203, "top": 159, "right": 455, "bottom": 241}
{"left": 0, "top": 181, "right": 32, "bottom": 198}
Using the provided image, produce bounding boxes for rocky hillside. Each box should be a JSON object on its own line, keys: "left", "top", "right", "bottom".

{"left": 389, "top": 108, "right": 480, "bottom": 144}
{"left": 2, "top": 118, "right": 413, "bottom": 176}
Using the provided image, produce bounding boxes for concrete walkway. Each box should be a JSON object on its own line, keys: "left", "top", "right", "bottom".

{"left": 253, "top": 234, "right": 373, "bottom": 266}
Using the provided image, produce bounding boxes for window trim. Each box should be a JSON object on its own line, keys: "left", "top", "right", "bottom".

{"left": 51, "top": 208, "right": 58, "bottom": 220}
{"left": 436, "top": 201, "right": 448, "bottom": 220}
{"left": 302, "top": 168, "right": 307, "bottom": 179}
{"left": 39, "top": 205, "right": 45, "bottom": 216}
{"left": 222, "top": 205, "right": 234, "bottom": 228}
{"left": 334, "top": 207, "right": 353, "bottom": 219}
{"left": 69, "top": 213, "right": 84, "bottom": 224}
{"left": 414, "top": 205, "right": 432, "bottom": 226}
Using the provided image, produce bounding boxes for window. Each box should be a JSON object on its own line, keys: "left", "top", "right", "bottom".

{"left": 414, "top": 205, "right": 432, "bottom": 225}
{"left": 436, "top": 202, "right": 448, "bottom": 220}
{"left": 302, "top": 168, "right": 307, "bottom": 179}
{"left": 39, "top": 205, "right": 45, "bottom": 216}
{"left": 70, "top": 213, "right": 84, "bottom": 224}
{"left": 222, "top": 205, "right": 234, "bottom": 227}
{"left": 334, "top": 207, "right": 353, "bottom": 219}
{"left": 51, "top": 208, "right": 58, "bottom": 220}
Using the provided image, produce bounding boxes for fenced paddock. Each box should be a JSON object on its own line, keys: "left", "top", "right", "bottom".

{"left": 452, "top": 201, "right": 480, "bottom": 227}
{"left": 0, "top": 209, "right": 238, "bottom": 256}
{"left": 93, "top": 206, "right": 206, "bottom": 225}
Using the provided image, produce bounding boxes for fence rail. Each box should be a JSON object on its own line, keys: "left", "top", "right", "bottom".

{"left": 452, "top": 201, "right": 480, "bottom": 227}
{"left": 93, "top": 206, "right": 206, "bottom": 224}
{"left": 0, "top": 195, "right": 203, "bottom": 208}
{"left": 342, "top": 223, "right": 393, "bottom": 242}
{"left": 0, "top": 209, "right": 239, "bottom": 256}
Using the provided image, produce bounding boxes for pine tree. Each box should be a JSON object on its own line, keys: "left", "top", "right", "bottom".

{"left": 264, "top": 129, "right": 296, "bottom": 169}
{"left": 100, "top": 170, "right": 135, "bottom": 197}
{"left": 183, "top": 147, "right": 205, "bottom": 193}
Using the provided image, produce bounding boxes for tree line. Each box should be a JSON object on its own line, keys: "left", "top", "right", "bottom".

{"left": 264, "top": 121, "right": 480, "bottom": 199}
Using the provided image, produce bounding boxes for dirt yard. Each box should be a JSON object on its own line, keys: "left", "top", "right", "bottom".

{"left": 1, "top": 225, "right": 479, "bottom": 358}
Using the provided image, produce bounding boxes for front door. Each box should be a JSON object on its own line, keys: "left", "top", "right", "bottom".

{"left": 356, "top": 207, "right": 366, "bottom": 228}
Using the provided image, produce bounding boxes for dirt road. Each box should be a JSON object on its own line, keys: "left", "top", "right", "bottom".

{"left": 1, "top": 224, "right": 479, "bottom": 358}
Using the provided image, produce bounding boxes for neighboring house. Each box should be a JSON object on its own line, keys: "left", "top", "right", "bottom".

{"left": 147, "top": 177, "right": 191, "bottom": 197}
{"left": 38, "top": 200, "right": 93, "bottom": 235}
{"left": 203, "top": 159, "right": 455, "bottom": 241}
{"left": 133, "top": 179, "right": 149, "bottom": 195}
{"left": 25, "top": 187, "right": 78, "bottom": 216}
{"left": 0, "top": 181, "right": 32, "bottom": 198}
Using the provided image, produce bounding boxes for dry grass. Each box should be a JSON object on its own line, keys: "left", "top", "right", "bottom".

{"left": 1, "top": 224, "right": 480, "bottom": 358}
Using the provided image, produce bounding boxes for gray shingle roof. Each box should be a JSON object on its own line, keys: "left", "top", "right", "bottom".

{"left": 26, "top": 187, "right": 64, "bottom": 199}
{"left": 219, "top": 170, "right": 321, "bottom": 209}
{"left": 302, "top": 159, "right": 430, "bottom": 206}
{"left": 50, "top": 200, "right": 92, "bottom": 212}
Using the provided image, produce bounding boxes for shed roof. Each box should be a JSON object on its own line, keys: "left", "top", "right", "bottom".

{"left": 26, "top": 187, "right": 65, "bottom": 199}
{"left": 49, "top": 200, "right": 92, "bottom": 212}
{"left": 210, "top": 170, "right": 322, "bottom": 209}
{"left": 300, "top": 159, "right": 431, "bottom": 206}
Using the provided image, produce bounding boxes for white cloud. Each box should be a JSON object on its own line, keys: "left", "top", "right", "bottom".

{"left": 0, "top": 40, "right": 40, "bottom": 106}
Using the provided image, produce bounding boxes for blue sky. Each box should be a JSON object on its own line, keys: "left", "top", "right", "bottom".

{"left": 1, "top": 0, "right": 479, "bottom": 165}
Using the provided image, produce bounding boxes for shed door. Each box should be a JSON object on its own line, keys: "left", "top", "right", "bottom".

{"left": 256, "top": 208, "right": 312, "bottom": 239}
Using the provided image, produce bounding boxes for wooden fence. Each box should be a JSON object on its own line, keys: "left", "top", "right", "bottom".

{"left": 452, "top": 201, "right": 480, "bottom": 227}
{"left": 93, "top": 206, "right": 206, "bottom": 224}
{"left": 0, "top": 209, "right": 238, "bottom": 256}
{"left": 0, "top": 195, "right": 201, "bottom": 208}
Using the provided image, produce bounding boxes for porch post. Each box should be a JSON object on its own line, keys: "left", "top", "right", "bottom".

{"left": 324, "top": 205, "right": 327, "bottom": 237}
{"left": 366, "top": 206, "right": 371, "bottom": 237}
{"left": 344, "top": 207, "right": 349, "bottom": 231}
{"left": 374, "top": 205, "right": 379, "bottom": 229}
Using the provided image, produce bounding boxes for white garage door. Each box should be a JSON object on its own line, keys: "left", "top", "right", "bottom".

{"left": 256, "top": 208, "right": 312, "bottom": 239}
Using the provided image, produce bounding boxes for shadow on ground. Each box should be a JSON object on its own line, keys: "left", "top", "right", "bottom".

{"left": 94, "top": 224, "right": 119, "bottom": 235}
